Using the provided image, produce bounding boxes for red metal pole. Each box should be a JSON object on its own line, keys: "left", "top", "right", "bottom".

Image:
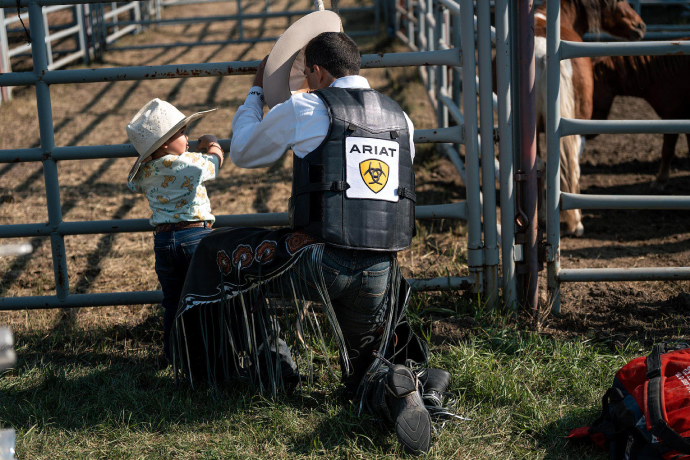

{"left": 517, "top": 0, "right": 539, "bottom": 312}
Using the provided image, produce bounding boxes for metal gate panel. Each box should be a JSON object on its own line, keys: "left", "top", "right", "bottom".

{"left": 392, "top": 0, "right": 516, "bottom": 307}
{"left": 0, "top": 0, "right": 491, "bottom": 310}
{"left": 545, "top": 0, "right": 690, "bottom": 314}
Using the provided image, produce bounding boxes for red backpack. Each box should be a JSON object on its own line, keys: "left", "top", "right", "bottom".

{"left": 567, "top": 343, "right": 690, "bottom": 460}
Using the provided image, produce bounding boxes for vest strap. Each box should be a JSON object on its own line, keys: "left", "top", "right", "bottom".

{"left": 397, "top": 187, "right": 417, "bottom": 202}
{"left": 294, "top": 181, "right": 350, "bottom": 196}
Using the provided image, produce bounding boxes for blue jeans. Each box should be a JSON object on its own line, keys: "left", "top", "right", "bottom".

{"left": 298, "top": 245, "right": 394, "bottom": 391}
{"left": 318, "top": 246, "right": 393, "bottom": 334}
{"left": 154, "top": 224, "right": 212, "bottom": 360}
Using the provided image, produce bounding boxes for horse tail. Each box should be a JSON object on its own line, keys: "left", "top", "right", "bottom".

{"left": 559, "top": 58, "right": 584, "bottom": 236}
{"left": 534, "top": 37, "right": 584, "bottom": 236}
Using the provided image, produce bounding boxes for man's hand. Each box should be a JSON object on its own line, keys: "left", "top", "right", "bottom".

{"left": 197, "top": 134, "right": 219, "bottom": 151}
{"left": 252, "top": 56, "right": 269, "bottom": 89}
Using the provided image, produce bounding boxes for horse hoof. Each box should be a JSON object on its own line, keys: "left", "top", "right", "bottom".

{"left": 573, "top": 223, "right": 585, "bottom": 237}
{"left": 564, "top": 222, "right": 585, "bottom": 237}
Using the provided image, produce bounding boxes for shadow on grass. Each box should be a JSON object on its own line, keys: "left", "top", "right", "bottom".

{"left": 0, "top": 311, "right": 398, "bottom": 456}
{"left": 537, "top": 408, "right": 608, "bottom": 460}
{"left": 285, "top": 403, "right": 395, "bottom": 456}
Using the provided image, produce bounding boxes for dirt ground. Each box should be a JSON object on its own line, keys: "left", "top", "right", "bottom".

{"left": 543, "top": 95, "right": 690, "bottom": 347}
{"left": 0, "top": 0, "right": 688, "bottom": 349}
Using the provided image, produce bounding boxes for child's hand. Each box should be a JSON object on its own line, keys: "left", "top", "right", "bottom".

{"left": 197, "top": 135, "right": 219, "bottom": 151}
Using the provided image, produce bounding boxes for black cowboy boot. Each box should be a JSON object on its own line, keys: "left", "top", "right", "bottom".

{"left": 418, "top": 368, "right": 451, "bottom": 408}
{"left": 372, "top": 364, "right": 431, "bottom": 456}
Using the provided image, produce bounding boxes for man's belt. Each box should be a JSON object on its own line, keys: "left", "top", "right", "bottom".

{"left": 294, "top": 181, "right": 416, "bottom": 201}
{"left": 154, "top": 221, "right": 211, "bottom": 235}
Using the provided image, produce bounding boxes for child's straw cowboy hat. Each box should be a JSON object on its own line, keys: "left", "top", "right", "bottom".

{"left": 126, "top": 98, "right": 216, "bottom": 182}
{"left": 264, "top": 10, "right": 342, "bottom": 109}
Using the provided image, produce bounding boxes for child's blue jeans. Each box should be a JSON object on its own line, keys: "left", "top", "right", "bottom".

{"left": 153, "top": 224, "right": 212, "bottom": 361}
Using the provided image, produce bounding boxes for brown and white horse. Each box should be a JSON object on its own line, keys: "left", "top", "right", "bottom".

{"left": 592, "top": 49, "right": 690, "bottom": 190}
{"left": 533, "top": 0, "right": 645, "bottom": 236}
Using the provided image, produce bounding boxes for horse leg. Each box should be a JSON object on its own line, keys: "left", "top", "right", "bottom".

{"left": 560, "top": 134, "right": 584, "bottom": 237}
{"left": 558, "top": 56, "right": 584, "bottom": 237}
{"left": 652, "top": 133, "right": 678, "bottom": 191}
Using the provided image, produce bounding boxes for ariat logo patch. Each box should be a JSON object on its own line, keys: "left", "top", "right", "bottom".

{"left": 360, "top": 160, "right": 389, "bottom": 193}
{"left": 345, "top": 137, "right": 400, "bottom": 203}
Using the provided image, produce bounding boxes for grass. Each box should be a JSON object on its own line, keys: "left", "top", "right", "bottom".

{"left": 0, "top": 305, "right": 644, "bottom": 460}
{"left": 1, "top": 1, "right": 685, "bottom": 458}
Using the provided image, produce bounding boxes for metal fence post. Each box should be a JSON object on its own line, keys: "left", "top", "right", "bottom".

{"left": 545, "top": 0, "right": 561, "bottom": 313}
{"left": 408, "top": 0, "right": 415, "bottom": 49}
{"left": 517, "top": 0, "right": 538, "bottom": 312}
{"left": 28, "top": 0, "right": 70, "bottom": 300}
{"left": 111, "top": 2, "right": 118, "bottom": 33}
{"left": 76, "top": 4, "right": 88, "bottom": 65}
{"left": 418, "top": 0, "right": 426, "bottom": 50}
{"left": 375, "top": 0, "right": 381, "bottom": 33}
{"left": 476, "top": 0, "right": 498, "bottom": 306}
{"left": 394, "top": 0, "right": 400, "bottom": 36}
{"left": 494, "top": 0, "right": 517, "bottom": 309}
{"left": 426, "top": 0, "right": 434, "bottom": 97}
{"left": 42, "top": 6, "right": 55, "bottom": 68}
{"left": 133, "top": 0, "right": 141, "bottom": 33}
{"left": 460, "top": 0, "right": 484, "bottom": 294}
{"left": 100, "top": 4, "right": 107, "bottom": 53}
{"left": 451, "top": 6, "right": 460, "bottom": 110}
{"left": 434, "top": 0, "right": 445, "bottom": 127}
{"left": 0, "top": 8, "right": 12, "bottom": 103}
{"left": 236, "top": 0, "right": 243, "bottom": 41}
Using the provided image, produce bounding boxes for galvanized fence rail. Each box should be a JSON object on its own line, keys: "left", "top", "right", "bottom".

{"left": 0, "top": 0, "right": 506, "bottom": 311}
{"left": 545, "top": 0, "right": 690, "bottom": 314}
{"left": 0, "top": 1, "right": 145, "bottom": 104}
{"left": 630, "top": 0, "right": 690, "bottom": 40}
{"left": 0, "top": 0, "right": 381, "bottom": 103}
{"left": 106, "top": 0, "right": 380, "bottom": 52}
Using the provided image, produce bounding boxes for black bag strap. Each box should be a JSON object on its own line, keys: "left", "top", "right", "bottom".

{"left": 397, "top": 187, "right": 416, "bottom": 202}
{"left": 294, "top": 181, "right": 350, "bottom": 196}
{"left": 590, "top": 387, "right": 637, "bottom": 436}
{"left": 646, "top": 343, "right": 665, "bottom": 380}
{"left": 646, "top": 343, "right": 690, "bottom": 455}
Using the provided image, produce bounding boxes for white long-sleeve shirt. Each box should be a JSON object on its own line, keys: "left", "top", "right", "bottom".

{"left": 229, "top": 75, "right": 415, "bottom": 169}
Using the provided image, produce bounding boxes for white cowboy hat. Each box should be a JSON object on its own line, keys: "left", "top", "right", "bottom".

{"left": 264, "top": 10, "right": 342, "bottom": 109}
{"left": 126, "top": 98, "right": 217, "bottom": 182}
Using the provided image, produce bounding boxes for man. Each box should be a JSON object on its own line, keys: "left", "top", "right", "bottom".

{"left": 229, "top": 31, "right": 438, "bottom": 456}
{"left": 172, "top": 27, "right": 450, "bottom": 456}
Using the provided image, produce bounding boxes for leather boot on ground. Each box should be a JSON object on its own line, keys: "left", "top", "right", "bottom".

{"left": 419, "top": 368, "right": 451, "bottom": 408}
{"left": 383, "top": 364, "right": 432, "bottom": 456}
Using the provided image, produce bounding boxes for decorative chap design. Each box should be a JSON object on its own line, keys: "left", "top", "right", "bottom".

{"left": 255, "top": 240, "right": 277, "bottom": 264}
{"left": 216, "top": 250, "right": 232, "bottom": 276}
{"left": 286, "top": 231, "right": 317, "bottom": 255}
{"left": 232, "top": 244, "right": 254, "bottom": 270}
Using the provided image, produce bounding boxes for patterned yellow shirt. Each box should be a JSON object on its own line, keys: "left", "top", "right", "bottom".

{"left": 127, "top": 152, "right": 220, "bottom": 226}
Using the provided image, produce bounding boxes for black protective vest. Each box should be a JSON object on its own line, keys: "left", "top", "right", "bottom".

{"left": 289, "top": 87, "right": 415, "bottom": 251}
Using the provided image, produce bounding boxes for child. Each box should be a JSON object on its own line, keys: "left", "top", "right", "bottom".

{"left": 126, "top": 98, "right": 224, "bottom": 363}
